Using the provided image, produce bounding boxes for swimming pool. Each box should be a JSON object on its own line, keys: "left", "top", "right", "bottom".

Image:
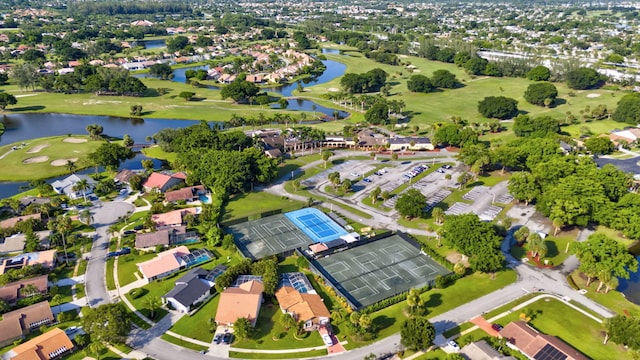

{"left": 284, "top": 208, "right": 348, "bottom": 243}
{"left": 199, "top": 195, "right": 211, "bottom": 204}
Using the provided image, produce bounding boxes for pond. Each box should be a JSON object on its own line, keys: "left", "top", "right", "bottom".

{"left": 140, "top": 39, "right": 166, "bottom": 49}
{"left": 618, "top": 255, "right": 640, "bottom": 305}
{"left": 0, "top": 113, "right": 207, "bottom": 198}
{"left": 134, "top": 49, "right": 348, "bottom": 118}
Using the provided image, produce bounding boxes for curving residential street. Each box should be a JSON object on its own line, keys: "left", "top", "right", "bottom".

{"left": 82, "top": 156, "right": 616, "bottom": 360}
{"left": 84, "top": 201, "right": 134, "bottom": 308}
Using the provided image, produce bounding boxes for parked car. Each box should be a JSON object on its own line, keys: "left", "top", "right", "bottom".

{"left": 222, "top": 333, "right": 233, "bottom": 344}
{"left": 65, "top": 326, "right": 78, "bottom": 335}
{"left": 363, "top": 178, "right": 372, "bottom": 183}
{"left": 448, "top": 340, "right": 460, "bottom": 352}
{"left": 118, "top": 247, "right": 131, "bottom": 255}
{"left": 106, "top": 252, "right": 119, "bottom": 258}
{"left": 322, "top": 334, "right": 334, "bottom": 346}
{"left": 437, "top": 169, "right": 445, "bottom": 173}
{"left": 491, "top": 324, "right": 503, "bottom": 332}
{"left": 443, "top": 165, "right": 452, "bottom": 169}
{"left": 213, "top": 334, "right": 222, "bottom": 344}
{"left": 379, "top": 169, "right": 388, "bottom": 174}
{"left": 123, "top": 230, "right": 136, "bottom": 235}
{"left": 351, "top": 172, "right": 360, "bottom": 177}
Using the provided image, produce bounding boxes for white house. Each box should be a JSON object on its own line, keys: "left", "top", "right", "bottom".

{"left": 163, "top": 267, "right": 223, "bottom": 313}
{"left": 51, "top": 174, "right": 96, "bottom": 200}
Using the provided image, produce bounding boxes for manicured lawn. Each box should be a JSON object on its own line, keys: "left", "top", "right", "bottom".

{"left": 105, "top": 258, "right": 116, "bottom": 291}
{"left": 510, "top": 235, "right": 574, "bottom": 267}
{"left": 124, "top": 277, "right": 173, "bottom": 321}
{"left": 161, "top": 334, "right": 209, "bottom": 352}
{"left": 496, "top": 298, "right": 626, "bottom": 359}
{"left": 593, "top": 226, "right": 636, "bottom": 248}
{"left": 76, "top": 259, "right": 88, "bottom": 277}
{"left": 232, "top": 302, "right": 324, "bottom": 350}
{"left": 170, "top": 295, "right": 220, "bottom": 342}
{"left": 0, "top": 135, "right": 103, "bottom": 181}
{"left": 228, "top": 349, "right": 328, "bottom": 359}
{"left": 117, "top": 252, "right": 156, "bottom": 286}
{"left": 365, "top": 270, "right": 517, "bottom": 341}
{"left": 305, "top": 52, "right": 622, "bottom": 127}
{"left": 142, "top": 145, "right": 177, "bottom": 163}
{"left": 222, "top": 191, "right": 304, "bottom": 221}
{"left": 56, "top": 285, "right": 73, "bottom": 304}
{"left": 571, "top": 270, "right": 640, "bottom": 317}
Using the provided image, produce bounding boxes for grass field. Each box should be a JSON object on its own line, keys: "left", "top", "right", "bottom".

{"left": 228, "top": 350, "right": 328, "bottom": 359}
{"left": 118, "top": 252, "right": 157, "bottom": 286}
{"left": 0, "top": 135, "right": 102, "bottom": 181}
{"left": 571, "top": 270, "right": 640, "bottom": 317}
{"left": 303, "top": 51, "right": 623, "bottom": 128}
{"left": 170, "top": 295, "right": 219, "bottom": 342}
{"left": 222, "top": 191, "right": 304, "bottom": 222}
{"left": 160, "top": 334, "right": 209, "bottom": 352}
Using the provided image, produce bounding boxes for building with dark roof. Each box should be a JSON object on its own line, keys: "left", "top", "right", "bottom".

{"left": 0, "top": 275, "right": 48, "bottom": 305}
{"left": 163, "top": 267, "right": 224, "bottom": 313}
{"left": 499, "top": 321, "right": 588, "bottom": 360}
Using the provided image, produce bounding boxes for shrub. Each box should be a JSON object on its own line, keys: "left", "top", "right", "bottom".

{"left": 129, "top": 288, "right": 146, "bottom": 299}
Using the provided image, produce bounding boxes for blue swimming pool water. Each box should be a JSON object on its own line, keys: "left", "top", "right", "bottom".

{"left": 199, "top": 195, "right": 211, "bottom": 204}
{"left": 284, "top": 208, "right": 348, "bottom": 243}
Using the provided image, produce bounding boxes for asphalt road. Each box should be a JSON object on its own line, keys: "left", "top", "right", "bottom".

{"left": 84, "top": 201, "right": 134, "bottom": 308}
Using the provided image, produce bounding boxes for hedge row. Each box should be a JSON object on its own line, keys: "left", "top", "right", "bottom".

{"left": 361, "top": 284, "right": 431, "bottom": 314}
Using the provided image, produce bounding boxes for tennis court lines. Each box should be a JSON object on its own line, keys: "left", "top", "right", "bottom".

{"left": 317, "top": 236, "right": 449, "bottom": 308}
{"left": 298, "top": 213, "right": 337, "bottom": 238}
{"left": 229, "top": 215, "right": 311, "bottom": 259}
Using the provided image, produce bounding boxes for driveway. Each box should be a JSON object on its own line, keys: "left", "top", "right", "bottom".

{"left": 595, "top": 156, "right": 640, "bottom": 175}
{"left": 84, "top": 201, "right": 134, "bottom": 308}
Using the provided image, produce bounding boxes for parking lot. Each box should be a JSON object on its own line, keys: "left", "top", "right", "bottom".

{"left": 302, "top": 160, "right": 376, "bottom": 188}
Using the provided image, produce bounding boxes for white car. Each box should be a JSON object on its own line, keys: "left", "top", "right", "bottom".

{"left": 447, "top": 340, "right": 460, "bottom": 352}
{"left": 322, "top": 334, "right": 334, "bottom": 346}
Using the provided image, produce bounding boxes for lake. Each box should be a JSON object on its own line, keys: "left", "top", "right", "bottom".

{"left": 618, "top": 255, "right": 640, "bottom": 305}
{"left": 134, "top": 48, "right": 348, "bottom": 118}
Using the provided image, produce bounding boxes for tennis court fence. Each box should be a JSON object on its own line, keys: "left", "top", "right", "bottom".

{"left": 220, "top": 203, "right": 307, "bottom": 227}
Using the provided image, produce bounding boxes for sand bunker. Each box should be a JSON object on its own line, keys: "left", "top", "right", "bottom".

{"left": 586, "top": 93, "right": 601, "bottom": 98}
{"left": 22, "top": 156, "right": 49, "bottom": 164}
{"left": 63, "top": 138, "right": 88, "bottom": 143}
{"left": 26, "top": 144, "right": 50, "bottom": 154}
{"left": 327, "top": 87, "right": 340, "bottom": 92}
{"left": 50, "top": 158, "right": 78, "bottom": 166}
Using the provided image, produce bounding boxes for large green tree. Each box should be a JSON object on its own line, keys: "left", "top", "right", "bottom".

{"left": 478, "top": 96, "right": 518, "bottom": 119}
{"left": 81, "top": 303, "right": 131, "bottom": 344}
{"left": 523, "top": 82, "right": 558, "bottom": 106}
{"left": 584, "top": 137, "right": 615, "bottom": 155}
{"left": 442, "top": 214, "right": 504, "bottom": 273}
{"left": 400, "top": 317, "right": 435, "bottom": 351}
{"left": 430, "top": 69, "right": 459, "bottom": 88}
{"left": 612, "top": 93, "right": 640, "bottom": 124}
{"left": 526, "top": 66, "right": 551, "bottom": 81}
{"left": 395, "top": 188, "right": 426, "bottom": 219}
{"left": 512, "top": 115, "right": 560, "bottom": 138}
{"left": 566, "top": 68, "right": 603, "bottom": 90}
{"left": 90, "top": 143, "right": 134, "bottom": 170}
{"left": 0, "top": 93, "right": 17, "bottom": 110}
{"left": 407, "top": 75, "right": 434, "bottom": 93}
{"left": 573, "top": 234, "right": 638, "bottom": 292}
{"left": 220, "top": 79, "right": 259, "bottom": 103}
{"left": 508, "top": 172, "right": 540, "bottom": 205}
{"left": 606, "top": 315, "right": 640, "bottom": 350}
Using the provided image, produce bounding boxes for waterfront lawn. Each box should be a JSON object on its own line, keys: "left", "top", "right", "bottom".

{"left": 222, "top": 191, "right": 304, "bottom": 222}
{"left": 0, "top": 135, "right": 102, "bottom": 181}
{"left": 496, "top": 298, "right": 625, "bottom": 360}
{"left": 142, "top": 145, "right": 177, "bottom": 163}
{"left": 305, "top": 52, "right": 621, "bottom": 127}
{"left": 571, "top": 270, "right": 640, "bottom": 317}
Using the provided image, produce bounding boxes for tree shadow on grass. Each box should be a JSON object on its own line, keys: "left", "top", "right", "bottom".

{"left": 424, "top": 293, "right": 443, "bottom": 308}
{"left": 10, "top": 105, "right": 45, "bottom": 112}
{"left": 545, "top": 240, "right": 559, "bottom": 258}
{"left": 372, "top": 315, "right": 395, "bottom": 332}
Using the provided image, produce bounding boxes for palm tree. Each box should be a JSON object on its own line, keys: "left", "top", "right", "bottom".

{"left": 55, "top": 216, "right": 73, "bottom": 265}
{"left": 142, "top": 296, "right": 162, "bottom": 319}
{"left": 526, "top": 233, "right": 547, "bottom": 259}
{"left": 51, "top": 294, "right": 64, "bottom": 315}
{"left": 279, "top": 312, "right": 296, "bottom": 331}
{"left": 72, "top": 179, "right": 90, "bottom": 203}
{"left": 79, "top": 210, "right": 92, "bottom": 225}
{"left": 87, "top": 341, "right": 105, "bottom": 360}
{"left": 432, "top": 208, "right": 445, "bottom": 225}
{"left": 66, "top": 160, "right": 76, "bottom": 174}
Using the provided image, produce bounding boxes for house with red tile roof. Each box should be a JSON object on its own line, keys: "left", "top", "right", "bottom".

{"left": 164, "top": 185, "right": 207, "bottom": 203}
{"left": 142, "top": 172, "right": 186, "bottom": 193}
{"left": 215, "top": 280, "right": 263, "bottom": 326}
{"left": 150, "top": 208, "right": 199, "bottom": 229}
{"left": 137, "top": 246, "right": 190, "bottom": 282}
{"left": 275, "top": 286, "right": 330, "bottom": 331}
{"left": 4, "top": 327, "right": 74, "bottom": 360}
{"left": 499, "top": 321, "right": 588, "bottom": 360}
{"left": 0, "top": 301, "right": 54, "bottom": 347}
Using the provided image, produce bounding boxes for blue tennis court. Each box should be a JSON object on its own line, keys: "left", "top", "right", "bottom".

{"left": 285, "top": 208, "right": 348, "bottom": 244}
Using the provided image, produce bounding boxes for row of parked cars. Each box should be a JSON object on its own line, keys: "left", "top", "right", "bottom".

{"left": 403, "top": 164, "right": 430, "bottom": 179}
{"left": 106, "top": 247, "right": 131, "bottom": 258}
{"left": 213, "top": 332, "right": 234, "bottom": 345}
